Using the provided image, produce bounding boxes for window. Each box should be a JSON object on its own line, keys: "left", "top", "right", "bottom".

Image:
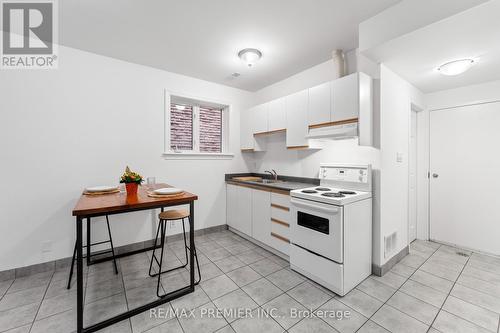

{"left": 165, "top": 94, "right": 232, "bottom": 159}
{"left": 170, "top": 104, "right": 193, "bottom": 151}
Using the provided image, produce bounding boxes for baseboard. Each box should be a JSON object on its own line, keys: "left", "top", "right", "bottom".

{"left": 372, "top": 245, "right": 409, "bottom": 277}
{"left": 0, "top": 224, "right": 228, "bottom": 281}
{"left": 228, "top": 227, "right": 289, "bottom": 261}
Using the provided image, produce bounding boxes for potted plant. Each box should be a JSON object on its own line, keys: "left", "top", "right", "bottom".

{"left": 120, "top": 166, "right": 143, "bottom": 196}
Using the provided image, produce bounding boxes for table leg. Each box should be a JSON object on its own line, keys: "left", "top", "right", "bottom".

{"left": 77, "top": 217, "right": 84, "bottom": 333}
{"left": 189, "top": 201, "right": 194, "bottom": 290}
{"left": 86, "top": 218, "right": 91, "bottom": 266}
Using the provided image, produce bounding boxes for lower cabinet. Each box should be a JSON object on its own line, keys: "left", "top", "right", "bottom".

{"left": 226, "top": 183, "right": 291, "bottom": 256}
{"left": 251, "top": 189, "right": 271, "bottom": 244}
{"left": 226, "top": 184, "right": 252, "bottom": 236}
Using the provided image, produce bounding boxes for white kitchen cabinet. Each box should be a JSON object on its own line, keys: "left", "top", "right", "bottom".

{"left": 331, "top": 73, "right": 359, "bottom": 122}
{"left": 226, "top": 184, "right": 252, "bottom": 236}
{"left": 308, "top": 82, "right": 331, "bottom": 126}
{"left": 226, "top": 184, "right": 239, "bottom": 229}
{"left": 285, "top": 90, "right": 309, "bottom": 148}
{"left": 251, "top": 189, "right": 271, "bottom": 245}
{"left": 268, "top": 97, "right": 286, "bottom": 131}
{"left": 252, "top": 103, "right": 269, "bottom": 134}
{"left": 240, "top": 108, "right": 254, "bottom": 150}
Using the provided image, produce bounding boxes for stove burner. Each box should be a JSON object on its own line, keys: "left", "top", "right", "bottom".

{"left": 339, "top": 191, "right": 356, "bottom": 195}
{"left": 321, "top": 192, "right": 345, "bottom": 198}
{"left": 302, "top": 189, "right": 318, "bottom": 194}
{"left": 315, "top": 187, "right": 331, "bottom": 191}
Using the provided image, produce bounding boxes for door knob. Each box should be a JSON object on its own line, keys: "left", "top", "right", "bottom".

{"left": 432, "top": 173, "right": 439, "bottom": 178}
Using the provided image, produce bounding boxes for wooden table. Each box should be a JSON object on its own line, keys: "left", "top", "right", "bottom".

{"left": 72, "top": 184, "right": 198, "bottom": 333}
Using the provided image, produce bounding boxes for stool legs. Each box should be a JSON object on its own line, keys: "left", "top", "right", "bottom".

{"left": 149, "top": 216, "right": 202, "bottom": 297}
{"left": 67, "top": 215, "right": 118, "bottom": 289}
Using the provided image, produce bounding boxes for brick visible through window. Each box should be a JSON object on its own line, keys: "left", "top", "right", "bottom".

{"left": 170, "top": 104, "right": 193, "bottom": 150}
{"left": 199, "top": 106, "right": 222, "bottom": 153}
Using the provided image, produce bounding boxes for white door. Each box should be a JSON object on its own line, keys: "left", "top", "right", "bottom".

{"left": 308, "top": 82, "right": 331, "bottom": 126}
{"left": 251, "top": 189, "right": 271, "bottom": 244}
{"left": 237, "top": 186, "right": 253, "bottom": 236}
{"left": 268, "top": 97, "right": 286, "bottom": 131}
{"left": 226, "top": 184, "right": 238, "bottom": 228}
{"left": 286, "top": 90, "right": 309, "bottom": 148}
{"left": 408, "top": 110, "right": 417, "bottom": 242}
{"left": 252, "top": 103, "right": 268, "bottom": 134}
{"left": 430, "top": 102, "right": 500, "bottom": 254}
{"left": 331, "top": 73, "right": 358, "bottom": 122}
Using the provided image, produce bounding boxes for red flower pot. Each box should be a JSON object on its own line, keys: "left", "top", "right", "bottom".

{"left": 125, "top": 183, "right": 139, "bottom": 196}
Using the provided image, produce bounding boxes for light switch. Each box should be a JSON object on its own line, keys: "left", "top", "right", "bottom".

{"left": 396, "top": 152, "right": 403, "bottom": 163}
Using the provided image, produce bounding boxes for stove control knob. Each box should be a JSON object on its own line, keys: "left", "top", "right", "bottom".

{"left": 359, "top": 176, "right": 364, "bottom": 181}
{"left": 359, "top": 170, "right": 364, "bottom": 175}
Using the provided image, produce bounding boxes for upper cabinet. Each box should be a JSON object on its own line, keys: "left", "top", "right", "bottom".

{"left": 252, "top": 103, "right": 268, "bottom": 134}
{"left": 331, "top": 73, "right": 359, "bottom": 122}
{"left": 240, "top": 72, "right": 373, "bottom": 151}
{"left": 308, "top": 82, "right": 331, "bottom": 126}
{"left": 240, "top": 108, "right": 254, "bottom": 150}
{"left": 285, "top": 90, "right": 309, "bottom": 148}
{"left": 268, "top": 97, "right": 286, "bottom": 132}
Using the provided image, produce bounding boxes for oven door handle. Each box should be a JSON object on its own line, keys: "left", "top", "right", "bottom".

{"left": 291, "top": 198, "right": 339, "bottom": 214}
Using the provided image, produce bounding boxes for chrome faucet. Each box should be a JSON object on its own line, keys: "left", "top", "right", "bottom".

{"left": 264, "top": 169, "right": 278, "bottom": 181}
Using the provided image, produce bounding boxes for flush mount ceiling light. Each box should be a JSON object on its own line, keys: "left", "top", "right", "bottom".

{"left": 238, "top": 48, "right": 262, "bottom": 67}
{"left": 437, "top": 59, "right": 475, "bottom": 76}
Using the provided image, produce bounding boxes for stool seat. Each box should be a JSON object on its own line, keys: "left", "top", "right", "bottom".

{"left": 159, "top": 209, "right": 190, "bottom": 220}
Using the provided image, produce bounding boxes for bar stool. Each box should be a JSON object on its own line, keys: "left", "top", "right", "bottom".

{"left": 67, "top": 215, "right": 118, "bottom": 289}
{"left": 148, "top": 209, "right": 201, "bottom": 297}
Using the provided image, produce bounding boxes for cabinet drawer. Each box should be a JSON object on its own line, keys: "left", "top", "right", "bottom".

{"left": 270, "top": 232, "right": 290, "bottom": 255}
{"left": 271, "top": 207, "right": 290, "bottom": 224}
{"left": 271, "top": 219, "right": 290, "bottom": 239}
{"left": 271, "top": 192, "right": 290, "bottom": 207}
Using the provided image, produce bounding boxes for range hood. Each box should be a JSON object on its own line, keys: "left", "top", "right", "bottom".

{"left": 306, "top": 121, "right": 359, "bottom": 140}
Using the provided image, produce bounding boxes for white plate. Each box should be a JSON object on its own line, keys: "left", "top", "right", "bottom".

{"left": 85, "top": 185, "right": 119, "bottom": 193}
{"left": 153, "top": 187, "right": 183, "bottom": 195}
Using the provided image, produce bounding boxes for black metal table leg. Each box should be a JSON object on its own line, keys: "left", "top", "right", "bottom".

{"left": 77, "top": 217, "right": 84, "bottom": 333}
{"left": 189, "top": 201, "right": 195, "bottom": 290}
{"left": 86, "top": 218, "right": 91, "bottom": 266}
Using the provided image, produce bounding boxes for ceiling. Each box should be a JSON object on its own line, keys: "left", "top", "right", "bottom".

{"left": 59, "top": 0, "right": 399, "bottom": 91}
{"left": 363, "top": 0, "right": 500, "bottom": 93}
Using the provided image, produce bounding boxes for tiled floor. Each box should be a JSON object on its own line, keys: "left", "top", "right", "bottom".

{"left": 1, "top": 230, "right": 500, "bottom": 333}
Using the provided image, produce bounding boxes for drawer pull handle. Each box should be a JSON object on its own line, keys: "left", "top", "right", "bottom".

{"left": 271, "top": 203, "right": 289, "bottom": 211}
{"left": 271, "top": 232, "right": 290, "bottom": 243}
{"left": 271, "top": 218, "right": 289, "bottom": 227}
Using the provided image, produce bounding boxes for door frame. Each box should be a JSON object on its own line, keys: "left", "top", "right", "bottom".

{"left": 408, "top": 103, "right": 424, "bottom": 245}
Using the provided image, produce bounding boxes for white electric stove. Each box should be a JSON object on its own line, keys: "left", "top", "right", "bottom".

{"left": 289, "top": 164, "right": 372, "bottom": 296}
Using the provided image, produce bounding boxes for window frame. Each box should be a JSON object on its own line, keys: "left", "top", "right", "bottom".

{"left": 164, "top": 90, "right": 233, "bottom": 160}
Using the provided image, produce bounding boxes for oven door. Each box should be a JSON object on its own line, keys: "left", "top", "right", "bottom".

{"left": 290, "top": 197, "right": 343, "bottom": 263}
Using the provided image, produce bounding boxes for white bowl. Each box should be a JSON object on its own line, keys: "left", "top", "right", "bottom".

{"left": 153, "top": 188, "right": 183, "bottom": 195}
{"left": 85, "top": 185, "right": 118, "bottom": 193}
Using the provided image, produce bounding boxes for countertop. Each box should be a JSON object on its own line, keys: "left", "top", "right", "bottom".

{"left": 225, "top": 173, "right": 319, "bottom": 192}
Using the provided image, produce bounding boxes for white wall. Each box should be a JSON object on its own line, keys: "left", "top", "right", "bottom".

{"left": 378, "top": 65, "right": 425, "bottom": 265}
{"left": 0, "top": 46, "right": 253, "bottom": 271}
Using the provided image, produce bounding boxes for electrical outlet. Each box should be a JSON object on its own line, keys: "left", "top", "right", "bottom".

{"left": 396, "top": 152, "right": 403, "bottom": 163}
{"left": 41, "top": 241, "right": 52, "bottom": 253}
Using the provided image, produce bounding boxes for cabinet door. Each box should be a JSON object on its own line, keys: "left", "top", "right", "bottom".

{"left": 268, "top": 97, "right": 286, "bottom": 131}
{"left": 252, "top": 103, "right": 269, "bottom": 134}
{"left": 285, "top": 90, "right": 309, "bottom": 148}
{"left": 332, "top": 73, "right": 359, "bottom": 122}
{"left": 236, "top": 186, "right": 252, "bottom": 236}
{"left": 308, "top": 82, "right": 331, "bottom": 126}
{"left": 252, "top": 189, "right": 271, "bottom": 245}
{"left": 240, "top": 108, "right": 254, "bottom": 150}
{"left": 226, "top": 184, "right": 238, "bottom": 228}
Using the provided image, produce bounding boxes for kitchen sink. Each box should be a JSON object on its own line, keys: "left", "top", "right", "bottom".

{"left": 252, "top": 179, "right": 283, "bottom": 184}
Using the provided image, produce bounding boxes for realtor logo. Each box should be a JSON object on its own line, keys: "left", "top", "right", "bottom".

{"left": 1, "top": 0, "right": 58, "bottom": 69}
